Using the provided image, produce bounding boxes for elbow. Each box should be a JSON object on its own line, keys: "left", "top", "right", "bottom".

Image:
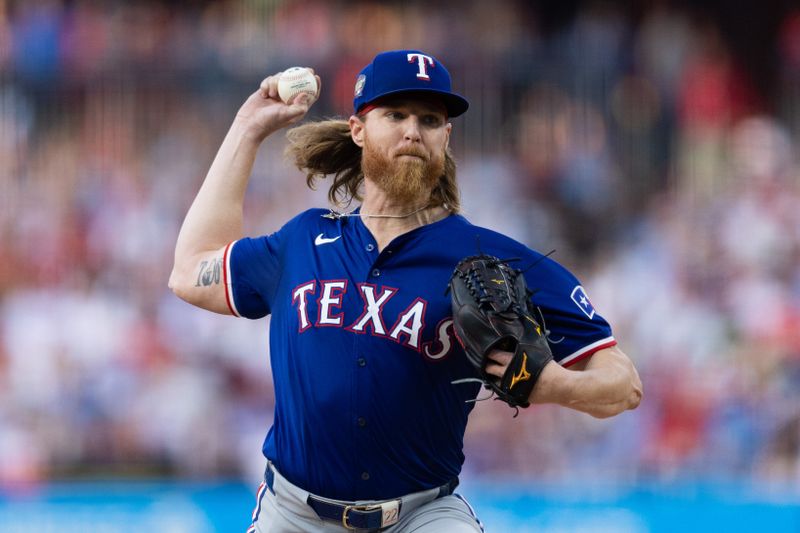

{"left": 615, "top": 379, "right": 644, "bottom": 418}
{"left": 629, "top": 382, "right": 643, "bottom": 411}
{"left": 168, "top": 266, "right": 191, "bottom": 302}
{"left": 628, "top": 369, "right": 644, "bottom": 411}
{"left": 589, "top": 378, "right": 644, "bottom": 420}
{"left": 590, "top": 409, "right": 619, "bottom": 420}
{"left": 168, "top": 268, "right": 177, "bottom": 293}
{"left": 617, "top": 353, "right": 644, "bottom": 413}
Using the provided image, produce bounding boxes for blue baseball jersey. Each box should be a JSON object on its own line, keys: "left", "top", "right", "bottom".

{"left": 223, "top": 208, "right": 615, "bottom": 501}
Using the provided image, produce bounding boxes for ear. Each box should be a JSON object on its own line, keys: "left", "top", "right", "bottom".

{"left": 444, "top": 122, "right": 452, "bottom": 150}
{"left": 349, "top": 115, "right": 365, "bottom": 147}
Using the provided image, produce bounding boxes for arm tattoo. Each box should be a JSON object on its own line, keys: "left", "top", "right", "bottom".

{"left": 195, "top": 257, "right": 223, "bottom": 287}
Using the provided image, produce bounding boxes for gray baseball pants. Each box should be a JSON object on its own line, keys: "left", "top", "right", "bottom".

{"left": 246, "top": 462, "right": 483, "bottom": 533}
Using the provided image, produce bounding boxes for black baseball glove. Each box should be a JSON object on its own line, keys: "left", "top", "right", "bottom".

{"left": 448, "top": 254, "right": 553, "bottom": 410}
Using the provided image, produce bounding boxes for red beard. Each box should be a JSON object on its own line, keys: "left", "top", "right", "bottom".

{"left": 361, "top": 137, "right": 445, "bottom": 205}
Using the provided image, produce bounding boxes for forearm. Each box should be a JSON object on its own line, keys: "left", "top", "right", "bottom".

{"left": 171, "top": 71, "right": 315, "bottom": 280}
{"left": 530, "top": 347, "right": 643, "bottom": 418}
{"left": 171, "top": 119, "right": 263, "bottom": 284}
{"left": 168, "top": 71, "right": 316, "bottom": 311}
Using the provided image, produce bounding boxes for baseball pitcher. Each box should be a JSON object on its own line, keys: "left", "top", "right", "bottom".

{"left": 169, "top": 50, "right": 643, "bottom": 532}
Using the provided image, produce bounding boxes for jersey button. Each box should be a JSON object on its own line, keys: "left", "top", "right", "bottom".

{"left": 357, "top": 417, "right": 366, "bottom": 427}
{"left": 366, "top": 243, "right": 375, "bottom": 252}
{"left": 361, "top": 471, "right": 370, "bottom": 481}
{"left": 372, "top": 268, "right": 380, "bottom": 277}
{"left": 357, "top": 358, "right": 366, "bottom": 367}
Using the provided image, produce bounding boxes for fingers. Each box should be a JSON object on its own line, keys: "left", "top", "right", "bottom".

{"left": 484, "top": 362, "right": 504, "bottom": 379}
{"left": 484, "top": 350, "right": 513, "bottom": 379}
{"left": 488, "top": 349, "right": 513, "bottom": 366}
{"left": 259, "top": 73, "right": 280, "bottom": 100}
{"left": 284, "top": 93, "right": 313, "bottom": 123}
{"left": 251, "top": 68, "right": 320, "bottom": 130}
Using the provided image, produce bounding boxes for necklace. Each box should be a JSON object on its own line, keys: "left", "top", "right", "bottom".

{"left": 322, "top": 203, "right": 435, "bottom": 220}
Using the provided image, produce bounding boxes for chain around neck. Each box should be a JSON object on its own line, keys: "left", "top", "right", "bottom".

{"left": 323, "top": 203, "right": 438, "bottom": 220}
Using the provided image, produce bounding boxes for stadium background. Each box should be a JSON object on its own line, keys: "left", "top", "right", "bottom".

{"left": 1, "top": 0, "right": 800, "bottom": 531}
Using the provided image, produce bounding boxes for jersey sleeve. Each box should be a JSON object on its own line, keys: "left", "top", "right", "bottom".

{"left": 223, "top": 212, "right": 304, "bottom": 319}
{"left": 525, "top": 257, "right": 617, "bottom": 367}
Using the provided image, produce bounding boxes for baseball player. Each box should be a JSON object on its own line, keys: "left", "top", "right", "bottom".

{"left": 170, "top": 50, "right": 642, "bottom": 532}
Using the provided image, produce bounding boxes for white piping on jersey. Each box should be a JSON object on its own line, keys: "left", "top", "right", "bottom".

{"left": 224, "top": 240, "right": 243, "bottom": 318}
{"left": 559, "top": 336, "right": 616, "bottom": 367}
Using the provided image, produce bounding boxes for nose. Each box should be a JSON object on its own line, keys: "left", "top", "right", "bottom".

{"left": 403, "top": 117, "right": 422, "bottom": 142}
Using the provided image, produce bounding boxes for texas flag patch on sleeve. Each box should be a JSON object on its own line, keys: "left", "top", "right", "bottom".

{"left": 570, "top": 285, "right": 595, "bottom": 319}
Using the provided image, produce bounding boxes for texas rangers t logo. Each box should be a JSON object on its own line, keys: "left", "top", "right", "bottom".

{"left": 407, "top": 53, "right": 435, "bottom": 80}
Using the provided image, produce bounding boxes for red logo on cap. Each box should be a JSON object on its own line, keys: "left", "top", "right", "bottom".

{"left": 407, "top": 53, "right": 435, "bottom": 80}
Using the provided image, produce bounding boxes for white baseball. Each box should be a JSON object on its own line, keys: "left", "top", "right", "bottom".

{"left": 278, "top": 67, "right": 318, "bottom": 104}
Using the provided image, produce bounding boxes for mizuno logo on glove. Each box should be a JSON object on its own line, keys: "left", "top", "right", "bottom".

{"left": 510, "top": 352, "right": 531, "bottom": 388}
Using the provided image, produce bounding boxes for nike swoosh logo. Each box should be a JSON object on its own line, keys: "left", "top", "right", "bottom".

{"left": 314, "top": 233, "right": 341, "bottom": 246}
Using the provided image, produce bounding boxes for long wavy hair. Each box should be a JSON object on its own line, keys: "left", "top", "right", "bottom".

{"left": 284, "top": 119, "right": 461, "bottom": 213}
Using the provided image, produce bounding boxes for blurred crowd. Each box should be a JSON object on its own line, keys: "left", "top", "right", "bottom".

{"left": 1, "top": 0, "right": 800, "bottom": 491}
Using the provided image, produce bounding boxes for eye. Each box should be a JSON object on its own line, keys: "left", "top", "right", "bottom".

{"left": 386, "top": 111, "right": 406, "bottom": 120}
{"left": 422, "top": 114, "right": 444, "bottom": 127}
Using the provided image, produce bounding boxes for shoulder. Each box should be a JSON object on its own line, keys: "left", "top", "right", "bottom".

{"left": 282, "top": 208, "right": 332, "bottom": 232}
{"left": 446, "top": 215, "right": 543, "bottom": 260}
{"left": 249, "top": 208, "right": 338, "bottom": 239}
{"left": 445, "top": 214, "right": 579, "bottom": 283}
{"left": 233, "top": 208, "right": 335, "bottom": 260}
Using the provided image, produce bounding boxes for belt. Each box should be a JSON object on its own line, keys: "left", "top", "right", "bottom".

{"left": 265, "top": 464, "right": 458, "bottom": 530}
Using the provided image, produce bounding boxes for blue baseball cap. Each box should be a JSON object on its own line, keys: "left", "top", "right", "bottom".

{"left": 353, "top": 50, "right": 469, "bottom": 118}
